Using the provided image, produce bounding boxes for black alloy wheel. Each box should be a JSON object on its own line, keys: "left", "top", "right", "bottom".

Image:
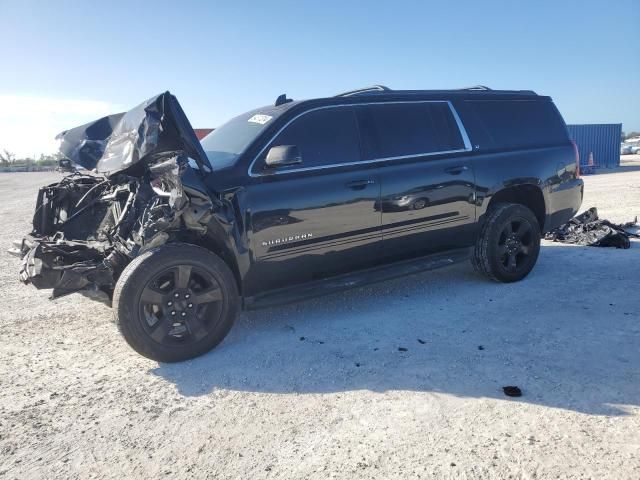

{"left": 114, "top": 243, "right": 239, "bottom": 362}
{"left": 496, "top": 218, "right": 535, "bottom": 274}
{"left": 472, "top": 203, "right": 541, "bottom": 282}
{"left": 139, "top": 264, "right": 224, "bottom": 345}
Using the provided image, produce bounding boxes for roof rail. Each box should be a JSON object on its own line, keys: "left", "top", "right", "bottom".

{"left": 460, "top": 85, "right": 492, "bottom": 91}
{"left": 334, "top": 85, "right": 391, "bottom": 97}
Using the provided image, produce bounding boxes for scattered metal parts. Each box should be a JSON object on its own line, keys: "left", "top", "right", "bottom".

{"left": 545, "top": 207, "right": 639, "bottom": 248}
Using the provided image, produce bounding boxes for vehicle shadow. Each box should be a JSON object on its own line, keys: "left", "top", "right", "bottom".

{"left": 151, "top": 242, "right": 640, "bottom": 416}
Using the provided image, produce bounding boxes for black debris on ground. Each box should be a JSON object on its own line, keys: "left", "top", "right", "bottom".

{"left": 503, "top": 386, "right": 522, "bottom": 397}
{"left": 478, "top": 345, "right": 485, "bottom": 350}
{"left": 398, "top": 347, "right": 408, "bottom": 352}
{"left": 417, "top": 339, "right": 426, "bottom": 344}
{"left": 544, "top": 207, "right": 639, "bottom": 249}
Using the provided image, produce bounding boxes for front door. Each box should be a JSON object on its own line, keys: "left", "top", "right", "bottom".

{"left": 243, "top": 106, "right": 382, "bottom": 296}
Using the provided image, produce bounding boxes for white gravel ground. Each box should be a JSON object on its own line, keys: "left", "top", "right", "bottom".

{"left": 0, "top": 159, "right": 639, "bottom": 479}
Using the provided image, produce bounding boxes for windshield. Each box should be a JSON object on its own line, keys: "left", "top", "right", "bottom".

{"left": 200, "top": 108, "right": 282, "bottom": 170}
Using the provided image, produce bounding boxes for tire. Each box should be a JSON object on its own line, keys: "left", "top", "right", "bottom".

{"left": 113, "top": 243, "right": 240, "bottom": 362}
{"left": 410, "top": 198, "right": 427, "bottom": 210}
{"left": 472, "top": 203, "right": 541, "bottom": 283}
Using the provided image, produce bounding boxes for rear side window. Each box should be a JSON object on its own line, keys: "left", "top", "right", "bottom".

{"left": 467, "top": 100, "right": 568, "bottom": 149}
{"left": 357, "top": 102, "right": 466, "bottom": 160}
{"left": 267, "top": 107, "right": 361, "bottom": 168}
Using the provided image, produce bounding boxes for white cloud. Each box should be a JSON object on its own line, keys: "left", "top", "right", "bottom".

{"left": 0, "top": 95, "right": 119, "bottom": 158}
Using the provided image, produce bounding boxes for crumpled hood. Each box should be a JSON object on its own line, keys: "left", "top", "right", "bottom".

{"left": 56, "top": 91, "right": 212, "bottom": 174}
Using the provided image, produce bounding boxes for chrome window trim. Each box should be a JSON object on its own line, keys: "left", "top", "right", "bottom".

{"left": 248, "top": 100, "right": 473, "bottom": 177}
{"left": 448, "top": 102, "right": 472, "bottom": 151}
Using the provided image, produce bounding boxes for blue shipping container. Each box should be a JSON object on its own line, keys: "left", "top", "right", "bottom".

{"left": 567, "top": 124, "right": 621, "bottom": 169}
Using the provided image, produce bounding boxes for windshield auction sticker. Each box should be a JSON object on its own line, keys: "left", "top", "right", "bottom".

{"left": 248, "top": 114, "right": 272, "bottom": 125}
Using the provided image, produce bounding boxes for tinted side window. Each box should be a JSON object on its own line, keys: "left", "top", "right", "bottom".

{"left": 267, "top": 107, "right": 360, "bottom": 168}
{"left": 358, "top": 102, "right": 465, "bottom": 160}
{"left": 468, "top": 100, "right": 569, "bottom": 149}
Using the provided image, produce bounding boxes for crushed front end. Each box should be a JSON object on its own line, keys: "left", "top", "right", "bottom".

{"left": 12, "top": 91, "right": 217, "bottom": 299}
{"left": 17, "top": 160, "right": 214, "bottom": 298}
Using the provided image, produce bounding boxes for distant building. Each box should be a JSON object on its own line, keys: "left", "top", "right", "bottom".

{"left": 194, "top": 128, "right": 214, "bottom": 140}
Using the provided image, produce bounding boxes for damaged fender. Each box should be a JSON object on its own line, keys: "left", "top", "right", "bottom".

{"left": 15, "top": 92, "right": 225, "bottom": 298}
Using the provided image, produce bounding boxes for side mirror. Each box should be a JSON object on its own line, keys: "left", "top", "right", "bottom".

{"left": 265, "top": 145, "right": 302, "bottom": 168}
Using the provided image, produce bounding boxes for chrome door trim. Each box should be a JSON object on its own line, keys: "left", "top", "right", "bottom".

{"left": 248, "top": 100, "right": 473, "bottom": 177}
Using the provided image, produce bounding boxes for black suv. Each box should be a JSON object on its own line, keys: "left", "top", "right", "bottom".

{"left": 14, "top": 86, "right": 584, "bottom": 362}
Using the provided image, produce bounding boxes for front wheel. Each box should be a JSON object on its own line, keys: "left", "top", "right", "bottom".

{"left": 113, "top": 243, "right": 240, "bottom": 362}
{"left": 472, "top": 203, "right": 541, "bottom": 282}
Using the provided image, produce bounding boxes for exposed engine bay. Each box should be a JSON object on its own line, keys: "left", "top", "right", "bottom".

{"left": 13, "top": 92, "right": 220, "bottom": 298}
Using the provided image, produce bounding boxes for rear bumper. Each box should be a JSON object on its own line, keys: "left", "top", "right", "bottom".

{"left": 544, "top": 178, "right": 584, "bottom": 233}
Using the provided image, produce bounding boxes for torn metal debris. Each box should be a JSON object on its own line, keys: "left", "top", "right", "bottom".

{"left": 12, "top": 92, "right": 220, "bottom": 298}
{"left": 544, "top": 207, "right": 639, "bottom": 249}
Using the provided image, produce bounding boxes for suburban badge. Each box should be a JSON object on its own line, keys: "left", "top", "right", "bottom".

{"left": 262, "top": 233, "right": 313, "bottom": 247}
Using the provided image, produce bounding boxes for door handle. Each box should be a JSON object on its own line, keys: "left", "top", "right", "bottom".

{"left": 444, "top": 165, "right": 469, "bottom": 175}
{"left": 346, "top": 179, "right": 376, "bottom": 190}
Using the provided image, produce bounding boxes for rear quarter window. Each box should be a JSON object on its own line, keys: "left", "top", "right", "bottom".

{"left": 467, "top": 100, "right": 569, "bottom": 150}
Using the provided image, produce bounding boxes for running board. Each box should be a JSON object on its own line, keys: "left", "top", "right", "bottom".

{"left": 243, "top": 247, "right": 472, "bottom": 310}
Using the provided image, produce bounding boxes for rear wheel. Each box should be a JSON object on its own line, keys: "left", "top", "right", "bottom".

{"left": 113, "top": 243, "right": 239, "bottom": 362}
{"left": 472, "top": 203, "right": 541, "bottom": 282}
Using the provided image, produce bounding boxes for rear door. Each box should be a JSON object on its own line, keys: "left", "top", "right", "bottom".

{"left": 243, "top": 106, "right": 382, "bottom": 295}
{"left": 357, "top": 101, "right": 476, "bottom": 260}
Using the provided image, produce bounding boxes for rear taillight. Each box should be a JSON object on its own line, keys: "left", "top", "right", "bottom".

{"left": 572, "top": 140, "right": 580, "bottom": 178}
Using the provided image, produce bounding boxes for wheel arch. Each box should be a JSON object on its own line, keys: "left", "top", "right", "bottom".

{"left": 173, "top": 230, "right": 243, "bottom": 296}
{"left": 483, "top": 184, "right": 546, "bottom": 230}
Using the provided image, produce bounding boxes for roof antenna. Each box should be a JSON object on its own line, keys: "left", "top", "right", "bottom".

{"left": 275, "top": 94, "right": 293, "bottom": 106}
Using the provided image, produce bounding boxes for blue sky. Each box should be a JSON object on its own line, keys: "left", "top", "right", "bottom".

{"left": 1, "top": 0, "right": 638, "bottom": 156}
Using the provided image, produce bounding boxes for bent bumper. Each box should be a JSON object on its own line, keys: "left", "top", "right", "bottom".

{"left": 16, "top": 236, "right": 122, "bottom": 299}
